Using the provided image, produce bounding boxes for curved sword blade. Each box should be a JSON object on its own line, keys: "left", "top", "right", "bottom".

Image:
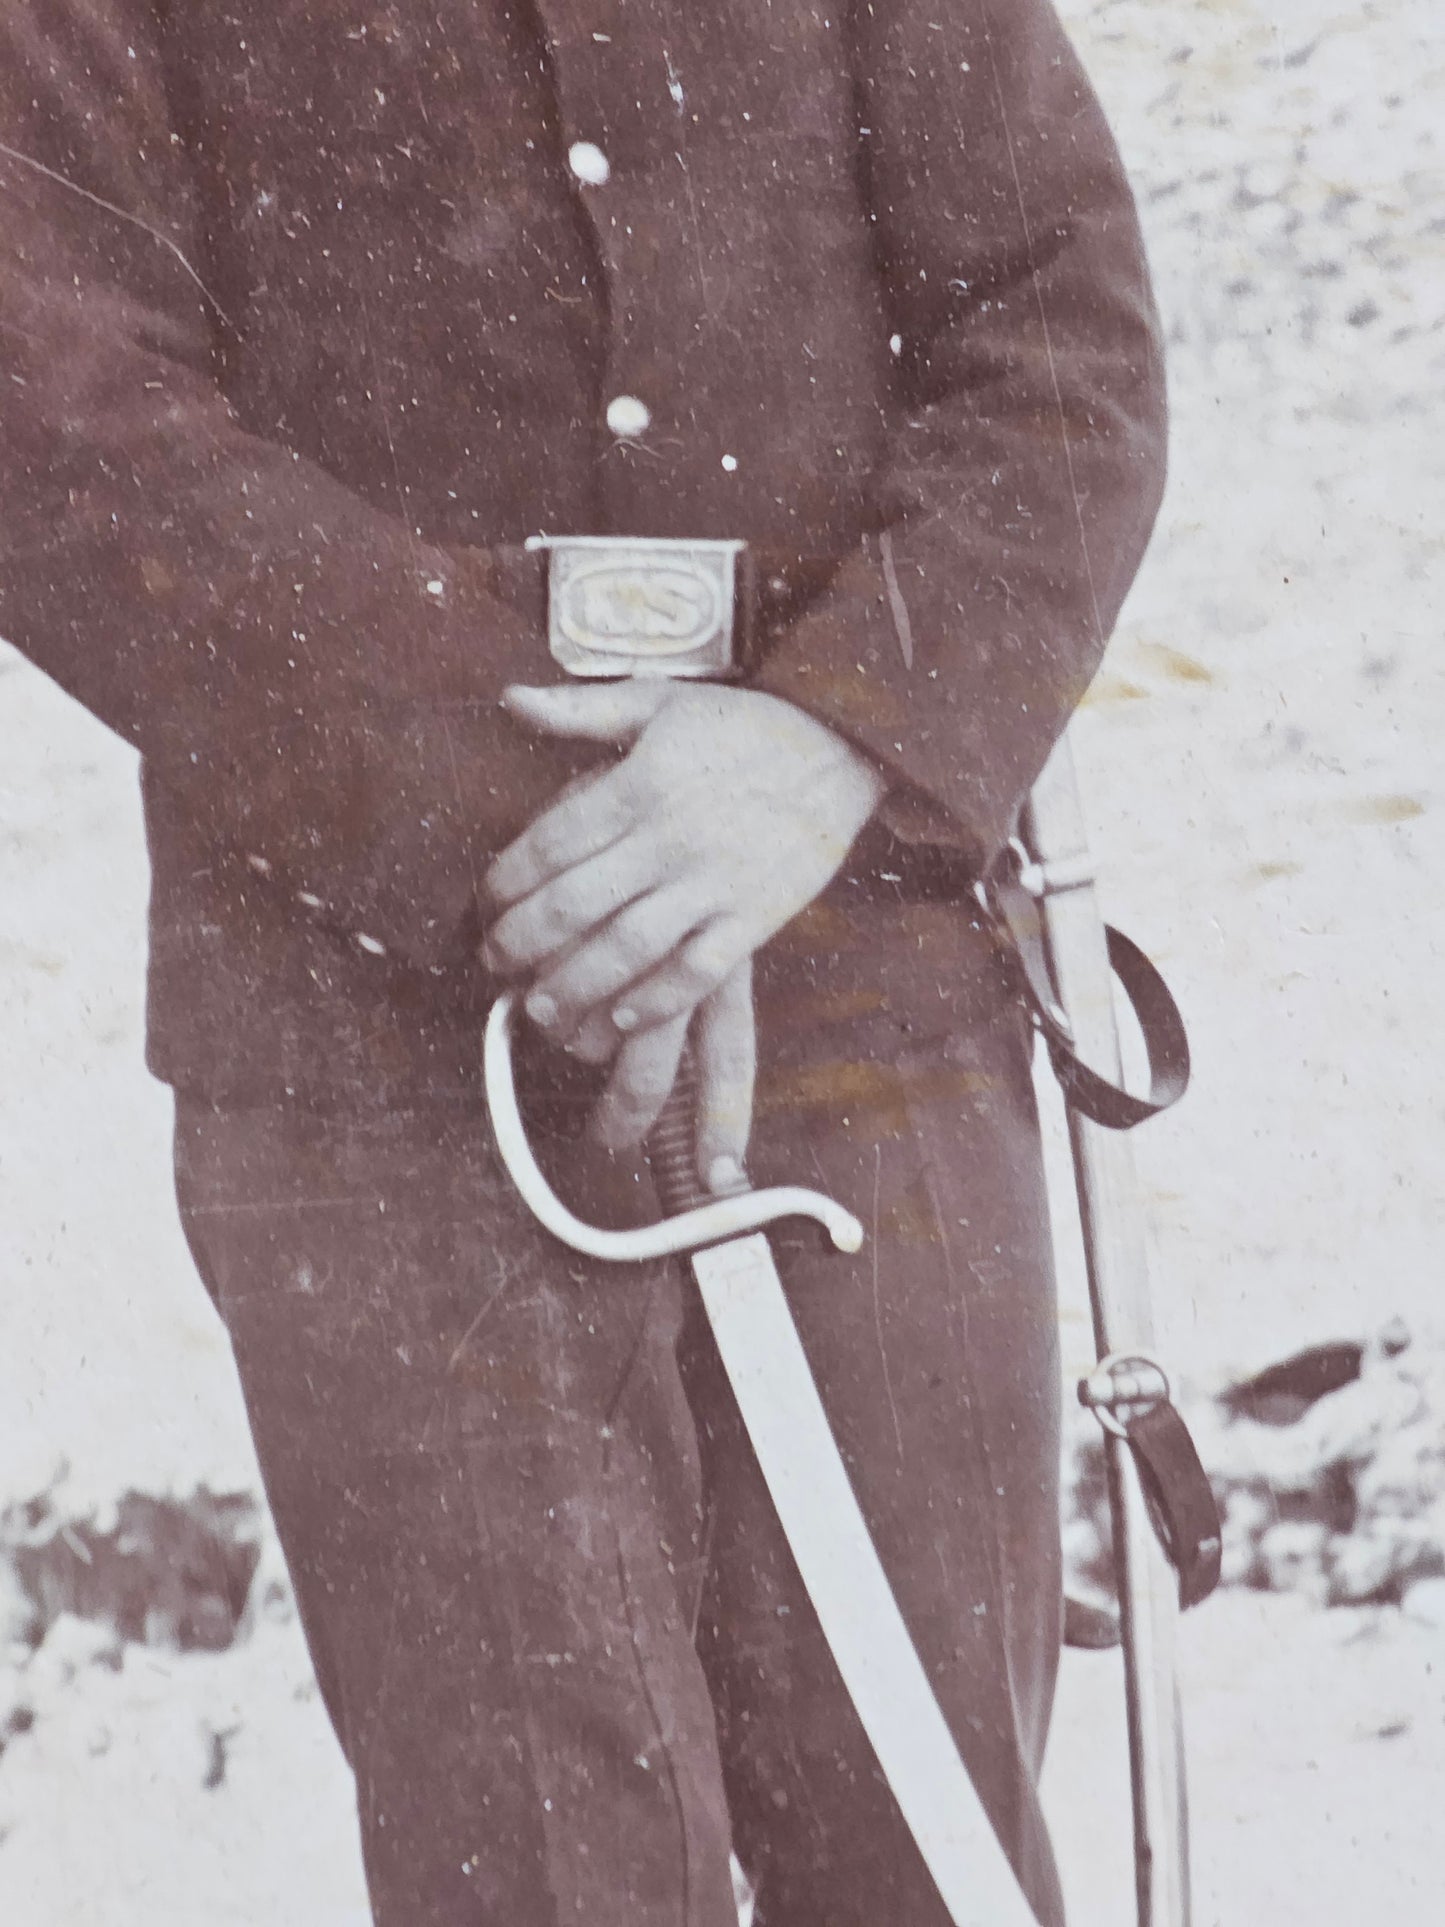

{"left": 691, "top": 1232, "right": 1040, "bottom": 1927}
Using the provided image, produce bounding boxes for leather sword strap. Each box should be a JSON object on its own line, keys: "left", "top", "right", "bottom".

{"left": 1118, "top": 1398, "right": 1224, "bottom": 1610}
{"left": 1070, "top": 1369, "right": 1223, "bottom": 1635}
{"left": 987, "top": 854, "right": 1191, "bottom": 1131}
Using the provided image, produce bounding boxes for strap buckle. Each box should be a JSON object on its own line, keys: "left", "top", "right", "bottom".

{"left": 526, "top": 533, "right": 746, "bottom": 680}
{"left": 1004, "top": 833, "right": 1097, "bottom": 905}
{"left": 1079, "top": 1350, "right": 1173, "bottom": 1439}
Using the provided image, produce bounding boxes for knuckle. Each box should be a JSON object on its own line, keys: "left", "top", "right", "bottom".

{"left": 611, "top": 764, "right": 643, "bottom": 808}
{"left": 615, "top": 1031, "right": 682, "bottom": 1106}
{"left": 482, "top": 859, "right": 513, "bottom": 906}
{"left": 531, "top": 821, "right": 570, "bottom": 870}
{"left": 611, "top": 907, "right": 663, "bottom": 972}
{"left": 486, "top": 914, "right": 523, "bottom": 966}
{"left": 603, "top": 780, "right": 638, "bottom": 829}
{"left": 648, "top": 824, "right": 687, "bottom": 871}
{"left": 616, "top": 1061, "right": 666, "bottom": 1105}
{"left": 532, "top": 894, "right": 577, "bottom": 951}
{"left": 630, "top": 975, "right": 689, "bottom": 1025}
{"left": 622, "top": 766, "right": 665, "bottom": 818}
{"left": 549, "top": 874, "right": 590, "bottom": 927}
{"left": 507, "top": 922, "right": 549, "bottom": 970}
{"left": 566, "top": 1027, "right": 615, "bottom": 1066}
{"left": 681, "top": 937, "right": 728, "bottom": 991}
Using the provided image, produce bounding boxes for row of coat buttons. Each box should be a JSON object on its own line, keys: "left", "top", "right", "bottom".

{"left": 241, "top": 140, "right": 643, "bottom": 958}
{"left": 566, "top": 142, "right": 651, "bottom": 440}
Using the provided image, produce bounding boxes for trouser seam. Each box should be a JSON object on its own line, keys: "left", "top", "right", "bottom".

{"left": 460, "top": 1451, "right": 566, "bottom": 1927}
{"left": 611, "top": 1528, "right": 696, "bottom": 1925}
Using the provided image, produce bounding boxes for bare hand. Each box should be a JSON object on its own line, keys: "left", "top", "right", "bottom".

{"left": 483, "top": 680, "right": 886, "bottom": 1162}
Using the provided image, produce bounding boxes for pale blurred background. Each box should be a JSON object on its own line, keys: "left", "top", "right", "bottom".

{"left": 1, "top": 0, "right": 1441, "bottom": 1919}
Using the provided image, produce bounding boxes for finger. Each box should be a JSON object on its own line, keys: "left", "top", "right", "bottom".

{"left": 606, "top": 915, "right": 753, "bottom": 1037}
{"left": 557, "top": 918, "right": 743, "bottom": 1058}
{"left": 485, "top": 767, "right": 635, "bottom": 910}
{"left": 588, "top": 1013, "right": 690, "bottom": 1153}
{"left": 692, "top": 964, "right": 756, "bottom": 1191}
{"left": 528, "top": 883, "right": 706, "bottom": 1033}
{"left": 563, "top": 1007, "right": 623, "bottom": 1066}
{"left": 486, "top": 834, "right": 658, "bottom": 977}
{"left": 503, "top": 680, "right": 674, "bottom": 745}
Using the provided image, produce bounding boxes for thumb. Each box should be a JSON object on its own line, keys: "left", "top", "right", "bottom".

{"left": 503, "top": 679, "right": 674, "bottom": 744}
{"left": 693, "top": 962, "right": 756, "bottom": 1194}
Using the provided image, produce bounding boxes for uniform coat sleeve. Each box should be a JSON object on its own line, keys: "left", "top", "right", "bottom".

{"left": 0, "top": 0, "right": 570, "bottom": 968}
{"left": 755, "top": 0, "right": 1167, "bottom": 870}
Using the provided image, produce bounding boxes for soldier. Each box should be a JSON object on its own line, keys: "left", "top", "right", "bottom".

{"left": 0, "top": 1, "right": 1165, "bottom": 1922}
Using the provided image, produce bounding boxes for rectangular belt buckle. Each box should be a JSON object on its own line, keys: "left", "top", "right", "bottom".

{"left": 526, "top": 535, "right": 746, "bottom": 679}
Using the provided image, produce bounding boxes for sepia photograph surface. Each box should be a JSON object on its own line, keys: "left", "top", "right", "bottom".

{"left": 1, "top": 0, "right": 1440, "bottom": 1922}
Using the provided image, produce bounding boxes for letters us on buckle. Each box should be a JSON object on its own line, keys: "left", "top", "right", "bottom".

{"left": 526, "top": 534, "right": 745, "bottom": 679}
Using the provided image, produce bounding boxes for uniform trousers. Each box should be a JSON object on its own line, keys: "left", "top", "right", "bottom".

{"left": 171, "top": 888, "right": 1066, "bottom": 1927}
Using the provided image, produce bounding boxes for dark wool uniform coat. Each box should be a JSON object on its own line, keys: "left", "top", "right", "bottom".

{"left": 1, "top": 3, "right": 1165, "bottom": 1924}
{"left": 0, "top": 0, "right": 1164, "bottom": 1097}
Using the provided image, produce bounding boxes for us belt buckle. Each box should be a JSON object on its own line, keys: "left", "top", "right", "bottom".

{"left": 525, "top": 534, "right": 746, "bottom": 680}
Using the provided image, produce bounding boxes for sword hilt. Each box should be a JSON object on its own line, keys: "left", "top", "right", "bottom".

{"left": 482, "top": 991, "right": 863, "bottom": 1262}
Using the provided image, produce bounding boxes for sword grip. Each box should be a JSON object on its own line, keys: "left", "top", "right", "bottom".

{"left": 645, "top": 1045, "right": 716, "bottom": 1218}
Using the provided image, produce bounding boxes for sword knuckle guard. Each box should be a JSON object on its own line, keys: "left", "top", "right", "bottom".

{"left": 481, "top": 991, "right": 864, "bottom": 1262}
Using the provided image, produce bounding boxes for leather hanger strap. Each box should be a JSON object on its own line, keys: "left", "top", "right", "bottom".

{"left": 988, "top": 855, "right": 1191, "bottom": 1130}
{"left": 1121, "top": 1395, "right": 1224, "bottom": 1610}
{"left": 1079, "top": 1356, "right": 1224, "bottom": 1613}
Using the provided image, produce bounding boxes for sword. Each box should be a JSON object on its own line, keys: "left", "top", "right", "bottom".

{"left": 489, "top": 531, "right": 1053, "bottom": 1922}
{"left": 483, "top": 989, "right": 1041, "bottom": 1927}
{"left": 490, "top": 534, "right": 1208, "bottom": 1924}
